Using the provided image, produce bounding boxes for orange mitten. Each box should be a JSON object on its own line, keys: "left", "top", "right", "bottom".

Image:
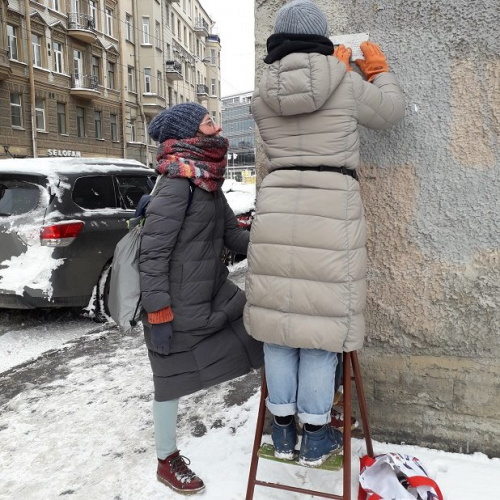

{"left": 333, "top": 44, "right": 353, "bottom": 72}
{"left": 355, "top": 41, "right": 389, "bottom": 82}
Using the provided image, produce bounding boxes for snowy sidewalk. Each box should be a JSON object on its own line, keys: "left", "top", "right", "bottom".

{"left": 1, "top": 322, "right": 499, "bottom": 499}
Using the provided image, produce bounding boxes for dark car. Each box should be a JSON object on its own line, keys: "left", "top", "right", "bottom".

{"left": 0, "top": 157, "right": 154, "bottom": 319}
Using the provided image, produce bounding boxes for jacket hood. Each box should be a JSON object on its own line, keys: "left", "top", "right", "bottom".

{"left": 258, "top": 52, "right": 346, "bottom": 116}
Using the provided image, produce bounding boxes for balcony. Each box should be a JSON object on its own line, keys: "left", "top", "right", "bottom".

{"left": 196, "top": 84, "right": 209, "bottom": 101}
{"left": 194, "top": 18, "right": 209, "bottom": 37}
{"left": 165, "top": 60, "right": 183, "bottom": 81}
{"left": 70, "top": 75, "right": 100, "bottom": 100}
{"left": 68, "top": 13, "right": 96, "bottom": 43}
{"left": 207, "top": 34, "right": 221, "bottom": 44}
{"left": 0, "top": 49, "right": 11, "bottom": 80}
{"left": 142, "top": 94, "right": 165, "bottom": 117}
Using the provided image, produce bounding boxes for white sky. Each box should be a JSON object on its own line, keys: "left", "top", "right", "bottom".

{"left": 200, "top": 0, "right": 256, "bottom": 97}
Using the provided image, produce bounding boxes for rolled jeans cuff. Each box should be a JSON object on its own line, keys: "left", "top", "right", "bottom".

{"left": 265, "top": 397, "right": 296, "bottom": 417}
{"left": 297, "top": 410, "right": 331, "bottom": 427}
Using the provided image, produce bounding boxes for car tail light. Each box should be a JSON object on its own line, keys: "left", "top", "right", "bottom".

{"left": 40, "top": 221, "right": 85, "bottom": 247}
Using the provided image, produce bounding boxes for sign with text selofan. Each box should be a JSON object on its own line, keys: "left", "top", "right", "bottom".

{"left": 47, "top": 149, "right": 82, "bottom": 157}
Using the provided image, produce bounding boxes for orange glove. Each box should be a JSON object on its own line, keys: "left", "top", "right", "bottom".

{"left": 355, "top": 41, "right": 389, "bottom": 82}
{"left": 333, "top": 44, "right": 353, "bottom": 72}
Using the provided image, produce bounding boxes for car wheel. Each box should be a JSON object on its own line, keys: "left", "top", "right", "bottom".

{"left": 93, "top": 261, "right": 112, "bottom": 323}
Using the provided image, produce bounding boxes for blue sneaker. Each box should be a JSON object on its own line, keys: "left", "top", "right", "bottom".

{"left": 271, "top": 417, "right": 297, "bottom": 460}
{"left": 299, "top": 424, "right": 343, "bottom": 467}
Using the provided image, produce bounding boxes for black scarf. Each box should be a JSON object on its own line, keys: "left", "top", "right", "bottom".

{"left": 264, "top": 33, "right": 334, "bottom": 64}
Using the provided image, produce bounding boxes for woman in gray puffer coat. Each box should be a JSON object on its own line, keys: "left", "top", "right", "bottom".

{"left": 140, "top": 102, "right": 263, "bottom": 494}
{"left": 244, "top": 0, "right": 405, "bottom": 467}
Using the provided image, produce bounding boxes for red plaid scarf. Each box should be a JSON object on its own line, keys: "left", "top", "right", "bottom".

{"left": 155, "top": 135, "right": 229, "bottom": 192}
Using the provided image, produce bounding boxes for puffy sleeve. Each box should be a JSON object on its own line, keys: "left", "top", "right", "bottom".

{"left": 221, "top": 190, "right": 250, "bottom": 256}
{"left": 352, "top": 72, "right": 406, "bottom": 129}
{"left": 139, "top": 177, "right": 190, "bottom": 313}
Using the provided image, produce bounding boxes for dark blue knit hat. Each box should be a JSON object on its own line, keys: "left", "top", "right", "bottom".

{"left": 148, "top": 102, "right": 208, "bottom": 142}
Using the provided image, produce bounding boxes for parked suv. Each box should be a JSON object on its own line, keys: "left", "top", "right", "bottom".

{"left": 0, "top": 158, "right": 154, "bottom": 318}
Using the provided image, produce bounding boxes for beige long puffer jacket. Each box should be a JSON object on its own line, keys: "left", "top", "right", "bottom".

{"left": 244, "top": 52, "right": 405, "bottom": 353}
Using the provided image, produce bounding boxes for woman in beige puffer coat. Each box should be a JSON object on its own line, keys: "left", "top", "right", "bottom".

{"left": 244, "top": 0, "right": 405, "bottom": 466}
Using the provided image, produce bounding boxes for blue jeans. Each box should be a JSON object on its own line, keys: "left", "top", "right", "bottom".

{"left": 264, "top": 343, "right": 338, "bottom": 426}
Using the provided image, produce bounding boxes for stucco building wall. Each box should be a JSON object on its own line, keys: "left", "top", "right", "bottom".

{"left": 254, "top": 0, "right": 499, "bottom": 456}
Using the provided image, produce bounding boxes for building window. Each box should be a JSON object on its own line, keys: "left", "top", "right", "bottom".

{"left": 76, "top": 106, "right": 85, "bottom": 137}
{"left": 7, "top": 25, "right": 19, "bottom": 61}
{"left": 184, "top": 62, "right": 189, "bottom": 83}
{"left": 105, "top": 8, "right": 113, "bottom": 36}
{"left": 127, "top": 66, "right": 135, "bottom": 92}
{"left": 155, "top": 21, "right": 161, "bottom": 49}
{"left": 94, "top": 110, "right": 102, "bottom": 139}
{"left": 171, "top": 14, "right": 175, "bottom": 35}
{"left": 32, "top": 34, "right": 43, "bottom": 67}
{"left": 73, "top": 49, "right": 82, "bottom": 79}
{"left": 129, "top": 119, "right": 136, "bottom": 142}
{"left": 10, "top": 93, "right": 23, "bottom": 128}
{"left": 53, "top": 42, "right": 64, "bottom": 73}
{"left": 157, "top": 71, "right": 163, "bottom": 97}
{"left": 210, "top": 48, "right": 216, "bottom": 66}
{"left": 142, "top": 17, "right": 150, "bottom": 44}
{"left": 92, "top": 56, "right": 100, "bottom": 84}
{"left": 89, "top": 1, "right": 98, "bottom": 30}
{"left": 107, "top": 61, "right": 115, "bottom": 89}
{"left": 211, "top": 78, "right": 216, "bottom": 95}
{"left": 35, "top": 98, "right": 46, "bottom": 131}
{"left": 51, "top": 0, "right": 61, "bottom": 11}
{"left": 183, "top": 27, "right": 187, "bottom": 46}
{"left": 110, "top": 113, "right": 118, "bottom": 142}
{"left": 177, "top": 20, "right": 181, "bottom": 39}
{"left": 144, "top": 68, "right": 151, "bottom": 93}
{"left": 126, "top": 14, "right": 133, "bottom": 41}
{"left": 57, "top": 102, "right": 66, "bottom": 134}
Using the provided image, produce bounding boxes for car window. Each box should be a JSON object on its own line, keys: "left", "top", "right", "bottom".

{"left": 115, "top": 175, "right": 153, "bottom": 210}
{"left": 0, "top": 180, "right": 41, "bottom": 216}
{"left": 72, "top": 176, "right": 117, "bottom": 210}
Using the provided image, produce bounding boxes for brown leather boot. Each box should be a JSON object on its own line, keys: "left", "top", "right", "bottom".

{"left": 157, "top": 450, "right": 205, "bottom": 495}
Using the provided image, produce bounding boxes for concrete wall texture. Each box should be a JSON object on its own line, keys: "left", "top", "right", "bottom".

{"left": 254, "top": 0, "right": 499, "bottom": 456}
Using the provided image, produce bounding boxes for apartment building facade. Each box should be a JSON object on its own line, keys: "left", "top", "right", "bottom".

{"left": 0, "top": 0, "right": 221, "bottom": 163}
{"left": 120, "top": 0, "right": 222, "bottom": 167}
{"left": 0, "top": 0, "right": 124, "bottom": 159}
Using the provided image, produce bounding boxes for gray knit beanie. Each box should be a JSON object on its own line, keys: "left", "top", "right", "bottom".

{"left": 148, "top": 102, "right": 208, "bottom": 142}
{"left": 274, "top": 0, "right": 329, "bottom": 37}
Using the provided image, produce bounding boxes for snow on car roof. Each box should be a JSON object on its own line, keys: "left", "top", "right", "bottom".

{"left": 0, "top": 157, "right": 151, "bottom": 176}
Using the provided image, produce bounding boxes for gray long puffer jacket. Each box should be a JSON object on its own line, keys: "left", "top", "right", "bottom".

{"left": 140, "top": 176, "right": 263, "bottom": 401}
{"left": 244, "top": 53, "right": 405, "bottom": 353}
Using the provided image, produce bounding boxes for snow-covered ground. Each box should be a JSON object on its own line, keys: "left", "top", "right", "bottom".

{"left": 1, "top": 241, "right": 499, "bottom": 499}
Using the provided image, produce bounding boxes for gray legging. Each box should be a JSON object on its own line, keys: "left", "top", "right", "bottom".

{"left": 153, "top": 399, "right": 179, "bottom": 459}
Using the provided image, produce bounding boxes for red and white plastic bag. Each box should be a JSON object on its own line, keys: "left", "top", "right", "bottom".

{"left": 358, "top": 453, "right": 444, "bottom": 500}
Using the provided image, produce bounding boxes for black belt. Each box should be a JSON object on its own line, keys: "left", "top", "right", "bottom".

{"left": 274, "top": 166, "right": 358, "bottom": 181}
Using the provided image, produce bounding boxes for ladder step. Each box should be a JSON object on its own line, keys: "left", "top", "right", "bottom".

{"left": 257, "top": 443, "right": 343, "bottom": 471}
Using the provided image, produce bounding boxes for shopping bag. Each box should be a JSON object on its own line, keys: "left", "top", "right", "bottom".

{"left": 108, "top": 224, "right": 143, "bottom": 333}
{"left": 358, "top": 453, "right": 444, "bottom": 500}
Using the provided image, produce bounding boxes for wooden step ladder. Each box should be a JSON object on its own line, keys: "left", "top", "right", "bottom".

{"left": 246, "top": 351, "right": 374, "bottom": 499}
